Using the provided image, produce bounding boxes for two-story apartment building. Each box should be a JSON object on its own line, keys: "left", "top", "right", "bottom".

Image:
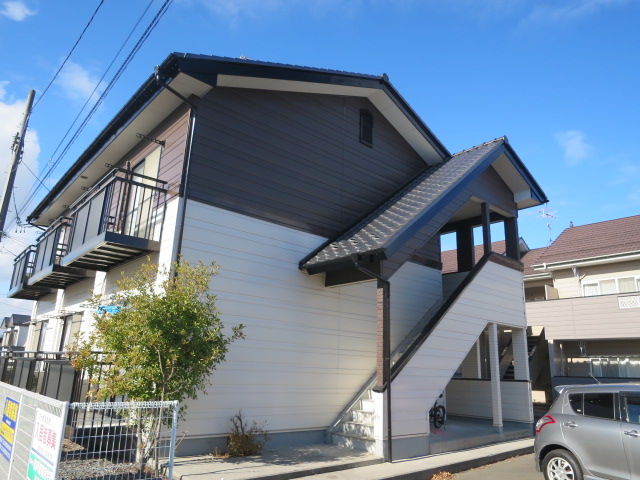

{"left": 523, "top": 215, "right": 640, "bottom": 400}
{"left": 5, "top": 53, "right": 547, "bottom": 460}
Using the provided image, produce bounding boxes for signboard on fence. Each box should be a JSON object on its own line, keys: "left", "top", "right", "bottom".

{"left": 0, "top": 397, "right": 20, "bottom": 462}
{"left": 26, "top": 409, "right": 63, "bottom": 480}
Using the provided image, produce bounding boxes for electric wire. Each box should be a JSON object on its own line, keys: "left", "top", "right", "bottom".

{"left": 14, "top": 0, "right": 158, "bottom": 222}
{"left": 32, "top": 0, "right": 106, "bottom": 111}
{"left": 6, "top": 0, "right": 172, "bottom": 237}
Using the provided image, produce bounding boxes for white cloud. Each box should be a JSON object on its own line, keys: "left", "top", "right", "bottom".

{"left": 56, "top": 61, "right": 105, "bottom": 104}
{"left": 524, "top": 0, "right": 628, "bottom": 25}
{"left": 0, "top": 1, "right": 36, "bottom": 21}
{"left": 555, "top": 130, "right": 591, "bottom": 166}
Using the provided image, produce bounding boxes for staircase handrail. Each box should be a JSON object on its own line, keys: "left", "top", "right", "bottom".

{"left": 389, "top": 252, "right": 523, "bottom": 384}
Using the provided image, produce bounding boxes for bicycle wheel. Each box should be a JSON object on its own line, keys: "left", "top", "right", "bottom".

{"left": 432, "top": 405, "right": 445, "bottom": 428}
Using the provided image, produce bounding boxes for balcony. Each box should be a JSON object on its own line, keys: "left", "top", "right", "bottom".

{"left": 7, "top": 246, "right": 53, "bottom": 300}
{"left": 8, "top": 168, "right": 167, "bottom": 299}
{"left": 61, "top": 168, "right": 167, "bottom": 271}
{"left": 26, "top": 218, "right": 88, "bottom": 289}
{"left": 526, "top": 292, "right": 640, "bottom": 341}
{"left": 0, "top": 350, "right": 115, "bottom": 404}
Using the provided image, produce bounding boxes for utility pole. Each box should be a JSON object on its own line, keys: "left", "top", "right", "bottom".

{"left": 0, "top": 89, "right": 35, "bottom": 242}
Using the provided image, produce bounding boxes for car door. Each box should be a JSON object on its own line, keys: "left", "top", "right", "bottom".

{"left": 620, "top": 392, "right": 640, "bottom": 479}
{"left": 561, "top": 392, "right": 630, "bottom": 480}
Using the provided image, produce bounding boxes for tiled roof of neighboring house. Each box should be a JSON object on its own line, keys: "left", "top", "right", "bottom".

{"left": 441, "top": 240, "right": 508, "bottom": 274}
{"left": 300, "top": 138, "right": 509, "bottom": 271}
{"left": 530, "top": 215, "right": 640, "bottom": 267}
{"left": 520, "top": 247, "right": 549, "bottom": 276}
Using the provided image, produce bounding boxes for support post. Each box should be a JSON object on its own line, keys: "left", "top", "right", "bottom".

{"left": 488, "top": 322, "right": 503, "bottom": 430}
{"left": 353, "top": 258, "right": 392, "bottom": 462}
{"left": 504, "top": 216, "right": 520, "bottom": 261}
{"left": 481, "top": 203, "right": 492, "bottom": 256}
{"left": 456, "top": 226, "right": 475, "bottom": 271}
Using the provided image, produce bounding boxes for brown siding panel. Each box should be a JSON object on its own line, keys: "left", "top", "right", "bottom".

{"left": 188, "top": 88, "right": 427, "bottom": 237}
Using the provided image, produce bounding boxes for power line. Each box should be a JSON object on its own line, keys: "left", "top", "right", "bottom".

{"left": 32, "top": 0, "right": 106, "bottom": 111}
{"left": 9, "top": 0, "right": 172, "bottom": 233}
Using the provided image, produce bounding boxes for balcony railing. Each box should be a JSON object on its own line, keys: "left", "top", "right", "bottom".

{"left": 8, "top": 168, "right": 167, "bottom": 298}
{"left": 7, "top": 246, "right": 53, "bottom": 300}
{"left": 62, "top": 168, "right": 167, "bottom": 271}
{"left": 0, "top": 350, "right": 118, "bottom": 405}
{"left": 26, "top": 217, "right": 88, "bottom": 289}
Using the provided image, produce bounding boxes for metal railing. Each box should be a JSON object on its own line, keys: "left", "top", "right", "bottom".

{"left": 0, "top": 350, "right": 117, "bottom": 405}
{"left": 67, "top": 168, "right": 167, "bottom": 255}
{"left": 31, "top": 217, "right": 71, "bottom": 277}
{"left": 9, "top": 246, "right": 36, "bottom": 291}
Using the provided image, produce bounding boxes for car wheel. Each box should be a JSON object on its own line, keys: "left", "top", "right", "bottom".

{"left": 543, "top": 449, "right": 583, "bottom": 480}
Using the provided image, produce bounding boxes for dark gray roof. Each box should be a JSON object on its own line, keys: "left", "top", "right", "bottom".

{"left": 300, "top": 137, "right": 508, "bottom": 271}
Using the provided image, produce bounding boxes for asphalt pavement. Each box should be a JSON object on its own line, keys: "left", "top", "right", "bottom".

{"left": 454, "top": 453, "right": 540, "bottom": 480}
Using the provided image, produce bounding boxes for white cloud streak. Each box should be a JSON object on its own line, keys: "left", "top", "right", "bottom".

{"left": 524, "top": 0, "right": 628, "bottom": 25}
{"left": 555, "top": 130, "right": 592, "bottom": 165}
{"left": 56, "top": 61, "right": 105, "bottom": 104}
{"left": 0, "top": 1, "right": 36, "bottom": 21}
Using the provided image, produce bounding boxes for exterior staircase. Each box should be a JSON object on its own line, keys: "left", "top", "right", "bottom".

{"left": 327, "top": 253, "right": 525, "bottom": 454}
{"left": 502, "top": 333, "right": 544, "bottom": 380}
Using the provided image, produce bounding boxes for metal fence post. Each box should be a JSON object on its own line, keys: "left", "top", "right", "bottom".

{"left": 168, "top": 400, "right": 178, "bottom": 480}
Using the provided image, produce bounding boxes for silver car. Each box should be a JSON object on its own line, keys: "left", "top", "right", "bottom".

{"left": 534, "top": 383, "right": 640, "bottom": 480}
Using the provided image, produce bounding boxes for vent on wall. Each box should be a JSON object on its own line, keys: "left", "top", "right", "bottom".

{"left": 360, "top": 109, "right": 373, "bottom": 147}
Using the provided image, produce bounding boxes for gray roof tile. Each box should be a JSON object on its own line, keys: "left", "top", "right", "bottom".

{"left": 301, "top": 138, "right": 506, "bottom": 270}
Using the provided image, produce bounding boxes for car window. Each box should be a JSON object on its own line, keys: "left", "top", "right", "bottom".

{"left": 623, "top": 395, "right": 640, "bottom": 424}
{"left": 569, "top": 393, "right": 583, "bottom": 414}
{"left": 583, "top": 393, "right": 615, "bottom": 419}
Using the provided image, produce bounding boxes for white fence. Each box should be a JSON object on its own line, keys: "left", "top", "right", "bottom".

{"left": 0, "top": 382, "right": 178, "bottom": 480}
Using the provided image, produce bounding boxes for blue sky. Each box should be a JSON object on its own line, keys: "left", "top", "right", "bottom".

{"left": 0, "top": 0, "right": 639, "bottom": 313}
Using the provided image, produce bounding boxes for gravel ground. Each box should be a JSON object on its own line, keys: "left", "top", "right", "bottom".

{"left": 58, "top": 458, "right": 163, "bottom": 480}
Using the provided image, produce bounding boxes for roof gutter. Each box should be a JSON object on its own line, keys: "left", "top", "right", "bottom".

{"left": 533, "top": 251, "right": 640, "bottom": 272}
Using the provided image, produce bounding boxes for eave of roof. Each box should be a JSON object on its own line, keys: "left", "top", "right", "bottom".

{"left": 301, "top": 137, "right": 547, "bottom": 273}
{"left": 28, "top": 53, "right": 450, "bottom": 225}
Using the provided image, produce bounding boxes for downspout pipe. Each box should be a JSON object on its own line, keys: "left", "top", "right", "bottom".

{"left": 153, "top": 66, "right": 197, "bottom": 269}
{"left": 352, "top": 255, "right": 392, "bottom": 463}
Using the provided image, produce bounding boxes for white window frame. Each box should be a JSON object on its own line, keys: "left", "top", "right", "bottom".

{"left": 583, "top": 275, "right": 640, "bottom": 297}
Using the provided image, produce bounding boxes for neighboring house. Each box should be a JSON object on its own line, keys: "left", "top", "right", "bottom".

{"left": 5, "top": 53, "right": 547, "bottom": 460}
{"left": 523, "top": 215, "right": 640, "bottom": 401}
{"left": 0, "top": 314, "right": 30, "bottom": 352}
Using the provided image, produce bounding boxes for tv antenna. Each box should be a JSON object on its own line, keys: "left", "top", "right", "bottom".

{"left": 537, "top": 205, "right": 557, "bottom": 245}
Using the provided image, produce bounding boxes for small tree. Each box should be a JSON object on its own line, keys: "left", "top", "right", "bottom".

{"left": 70, "top": 257, "right": 244, "bottom": 471}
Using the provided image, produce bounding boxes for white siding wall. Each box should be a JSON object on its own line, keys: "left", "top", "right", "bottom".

{"left": 553, "top": 269, "right": 580, "bottom": 298}
{"left": 391, "top": 261, "right": 526, "bottom": 437}
{"left": 446, "top": 379, "right": 532, "bottom": 422}
{"left": 179, "top": 201, "right": 442, "bottom": 437}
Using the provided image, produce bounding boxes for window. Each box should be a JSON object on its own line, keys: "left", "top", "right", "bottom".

{"left": 583, "top": 276, "right": 640, "bottom": 296}
{"left": 359, "top": 109, "right": 373, "bottom": 147}
{"left": 619, "top": 277, "right": 636, "bottom": 293}
{"left": 569, "top": 394, "right": 583, "bottom": 414}
{"left": 583, "top": 393, "right": 615, "bottom": 420}
{"left": 623, "top": 395, "right": 640, "bottom": 424}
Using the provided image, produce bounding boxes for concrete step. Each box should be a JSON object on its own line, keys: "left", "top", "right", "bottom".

{"left": 331, "top": 431, "right": 376, "bottom": 453}
{"left": 351, "top": 410, "right": 375, "bottom": 424}
{"left": 340, "top": 421, "right": 374, "bottom": 437}
{"left": 361, "top": 398, "right": 375, "bottom": 412}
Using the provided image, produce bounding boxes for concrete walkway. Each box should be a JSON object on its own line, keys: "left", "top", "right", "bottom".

{"left": 171, "top": 438, "right": 534, "bottom": 480}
